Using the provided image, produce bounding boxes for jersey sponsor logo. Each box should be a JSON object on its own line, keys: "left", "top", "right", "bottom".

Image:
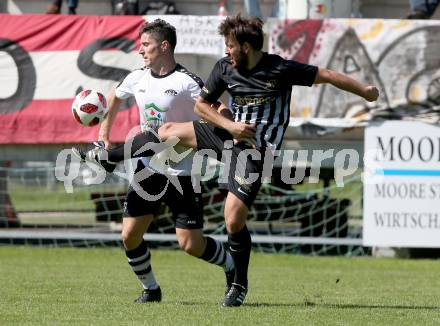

{"left": 164, "top": 89, "right": 178, "bottom": 96}
{"left": 234, "top": 96, "right": 273, "bottom": 106}
{"left": 228, "top": 83, "right": 240, "bottom": 89}
{"left": 138, "top": 89, "right": 146, "bottom": 93}
{"left": 144, "top": 102, "right": 168, "bottom": 123}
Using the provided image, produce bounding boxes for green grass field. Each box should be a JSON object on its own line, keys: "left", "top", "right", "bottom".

{"left": 1, "top": 247, "right": 440, "bottom": 325}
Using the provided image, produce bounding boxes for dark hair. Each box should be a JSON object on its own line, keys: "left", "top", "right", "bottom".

{"left": 139, "top": 19, "right": 177, "bottom": 51}
{"left": 218, "top": 14, "right": 264, "bottom": 50}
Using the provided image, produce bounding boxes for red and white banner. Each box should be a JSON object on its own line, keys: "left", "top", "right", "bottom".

{"left": 0, "top": 14, "right": 145, "bottom": 144}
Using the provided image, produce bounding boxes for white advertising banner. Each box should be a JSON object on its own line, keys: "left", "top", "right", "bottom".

{"left": 146, "top": 15, "right": 226, "bottom": 57}
{"left": 363, "top": 121, "right": 440, "bottom": 247}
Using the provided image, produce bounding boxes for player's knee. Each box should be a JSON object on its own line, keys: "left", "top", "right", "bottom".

{"left": 225, "top": 199, "right": 248, "bottom": 233}
{"left": 225, "top": 216, "right": 247, "bottom": 233}
{"left": 120, "top": 229, "right": 131, "bottom": 247}
{"left": 121, "top": 228, "right": 140, "bottom": 249}
{"left": 225, "top": 219, "right": 241, "bottom": 233}
{"left": 177, "top": 236, "right": 199, "bottom": 256}
{"left": 225, "top": 211, "right": 243, "bottom": 233}
{"left": 178, "top": 238, "right": 193, "bottom": 254}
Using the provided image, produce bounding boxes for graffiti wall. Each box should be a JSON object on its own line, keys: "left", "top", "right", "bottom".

{"left": 269, "top": 19, "right": 440, "bottom": 118}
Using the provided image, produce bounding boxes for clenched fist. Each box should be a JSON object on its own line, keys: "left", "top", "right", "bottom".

{"left": 364, "top": 86, "right": 379, "bottom": 102}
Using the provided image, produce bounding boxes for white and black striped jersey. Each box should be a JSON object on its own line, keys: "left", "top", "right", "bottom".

{"left": 200, "top": 53, "right": 318, "bottom": 150}
{"left": 115, "top": 64, "right": 203, "bottom": 175}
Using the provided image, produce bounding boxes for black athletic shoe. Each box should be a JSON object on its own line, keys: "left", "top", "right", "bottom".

{"left": 222, "top": 283, "right": 247, "bottom": 307}
{"left": 134, "top": 287, "right": 162, "bottom": 303}
{"left": 224, "top": 269, "right": 235, "bottom": 295}
{"left": 72, "top": 141, "right": 116, "bottom": 173}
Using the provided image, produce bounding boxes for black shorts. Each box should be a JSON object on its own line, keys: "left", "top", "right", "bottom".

{"left": 193, "top": 121, "right": 268, "bottom": 208}
{"left": 123, "top": 160, "right": 203, "bottom": 229}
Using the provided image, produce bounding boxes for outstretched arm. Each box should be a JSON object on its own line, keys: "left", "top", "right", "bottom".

{"left": 313, "top": 68, "right": 379, "bottom": 102}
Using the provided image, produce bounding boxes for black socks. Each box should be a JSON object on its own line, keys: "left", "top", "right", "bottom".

{"left": 107, "top": 131, "right": 161, "bottom": 163}
{"left": 228, "top": 225, "right": 251, "bottom": 288}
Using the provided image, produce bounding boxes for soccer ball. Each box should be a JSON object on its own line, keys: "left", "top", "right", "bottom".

{"left": 72, "top": 90, "right": 108, "bottom": 126}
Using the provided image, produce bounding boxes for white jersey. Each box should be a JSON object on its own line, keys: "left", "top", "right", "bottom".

{"left": 115, "top": 64, "right": 202, "bottom": 176}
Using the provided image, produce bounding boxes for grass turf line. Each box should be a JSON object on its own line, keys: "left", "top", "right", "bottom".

{"left": 1, "top": 247, "right": 440, "bottom": 325}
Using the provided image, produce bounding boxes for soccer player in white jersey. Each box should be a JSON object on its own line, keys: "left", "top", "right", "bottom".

{"left": 84, "top": 19, "right": 235, "bottom": 303}
{"left": 75, "top": 15, "right": 379, "bottom": 307}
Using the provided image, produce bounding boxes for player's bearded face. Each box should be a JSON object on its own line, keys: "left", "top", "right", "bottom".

{"left": 138, "top": 32, "right": 162, "bottom": 69}
{"left": 225, "top": 36, "right": 248, "bottom": 69}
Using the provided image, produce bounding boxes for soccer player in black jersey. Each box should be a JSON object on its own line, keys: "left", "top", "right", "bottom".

{"left": 75, "top": 15, "right": 379, "bottom": 307}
